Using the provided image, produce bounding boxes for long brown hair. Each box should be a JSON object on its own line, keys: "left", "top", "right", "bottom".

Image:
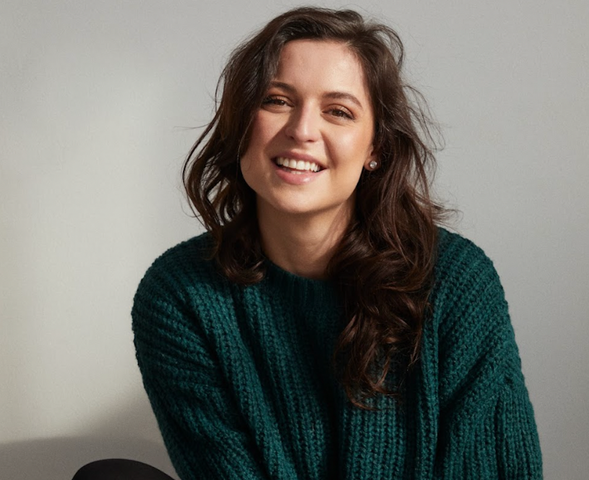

{"left": 183, "top": 7, "right": 444, "bottom": 407}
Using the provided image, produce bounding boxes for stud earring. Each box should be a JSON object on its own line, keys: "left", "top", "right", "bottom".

{"left": 368, "top": 160, "right": 378, "bottom": 170}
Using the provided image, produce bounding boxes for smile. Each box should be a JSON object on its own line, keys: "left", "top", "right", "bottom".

{"left": 275, "top": 157, "right": 322, "bottom": 173}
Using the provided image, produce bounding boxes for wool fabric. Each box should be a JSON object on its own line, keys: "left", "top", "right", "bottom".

{"left": 132, "top": 228, "right": 542, "bottom": 479}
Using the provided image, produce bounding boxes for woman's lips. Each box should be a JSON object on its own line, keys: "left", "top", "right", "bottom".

{"left": 272, "top": 157, "right": 325, "bottom": 185}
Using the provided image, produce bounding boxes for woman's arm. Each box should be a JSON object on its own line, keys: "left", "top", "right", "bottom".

{"left": 132, "top": 261, "right": 270, "bottom": 480}
{"left": 433, "top": 232, "right": 543, "bottom": 478}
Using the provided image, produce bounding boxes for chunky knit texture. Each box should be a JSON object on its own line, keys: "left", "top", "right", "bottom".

{"left": 132, "top": 229, "right": 542, "bottom": 479}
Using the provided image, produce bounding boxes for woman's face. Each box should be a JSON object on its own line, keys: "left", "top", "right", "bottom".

{"left": 240, "top": 39, "right": 375, "bottom": 224}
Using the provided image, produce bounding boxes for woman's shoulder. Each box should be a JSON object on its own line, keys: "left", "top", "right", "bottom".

{"left": 134, "top": 232, "right": 221, "bottom": 301}
{"left": 434, "top": 227, "right": 501, "bottom": 289}
{"left": 147, "top": 231, "right": 213, "bottom": 271}
{"left": 431, "top": 227, "right": 509, "bottom": 334}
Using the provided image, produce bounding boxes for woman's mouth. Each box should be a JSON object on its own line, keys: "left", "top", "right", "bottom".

{"left": 274, "top": 157, "right": 323, "bottom": 173}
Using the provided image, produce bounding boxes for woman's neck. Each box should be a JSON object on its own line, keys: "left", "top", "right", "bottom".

{"left": 257, "top": 204, "right": 351, "bottom": 280}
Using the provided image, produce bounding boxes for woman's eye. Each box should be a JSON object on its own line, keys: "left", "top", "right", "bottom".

{"left": 262, "top": 96, "right": 288, "bottom": 107}
{"left": 328, "top": 108, "right": 354, "bottom": 120}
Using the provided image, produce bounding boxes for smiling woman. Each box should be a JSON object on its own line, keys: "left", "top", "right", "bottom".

{"left": 74, "top": 6, "right": 542, "bottom": 480}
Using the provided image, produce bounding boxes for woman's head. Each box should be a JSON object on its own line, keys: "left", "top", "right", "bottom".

{"left": 184, "top": 7, "right": 437, "bottom": 240}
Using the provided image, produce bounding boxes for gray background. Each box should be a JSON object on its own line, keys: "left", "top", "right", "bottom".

{"left": 1, "top": 0, "right": 588, "bottom": 479}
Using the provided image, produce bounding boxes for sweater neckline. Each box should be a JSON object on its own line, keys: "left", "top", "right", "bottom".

{"left": 262, "top": 257, "right": 338, "bottom": 301}
{"left": 264, "top": 256, "right": 331, "bottom": 284}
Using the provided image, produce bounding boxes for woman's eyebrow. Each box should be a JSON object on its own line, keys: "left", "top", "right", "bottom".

{"left": 323, "top": 91, "right": 364, "bottom": 110}
{"left": 268, "top": 81, "right": 364, "bottom": 111}
{"left": 268, "top": 81, "right": 296, "bottom": 93}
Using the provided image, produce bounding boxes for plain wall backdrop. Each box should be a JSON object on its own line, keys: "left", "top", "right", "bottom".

{"left": 1, "top": 0, "right": 588, "bottom": 478}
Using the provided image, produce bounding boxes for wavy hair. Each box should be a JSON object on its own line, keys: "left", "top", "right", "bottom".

{"left": 183, "top": 7, "right": 445, "bottom": 408}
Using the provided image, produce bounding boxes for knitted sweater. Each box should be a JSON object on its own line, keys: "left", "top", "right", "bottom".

{"left": 132, "top": 229, "right": 542, "bottom": 479}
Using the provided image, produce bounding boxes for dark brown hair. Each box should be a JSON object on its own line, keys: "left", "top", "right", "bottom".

{"left": 183, "top": 7, "right": 444, "bottom": 407}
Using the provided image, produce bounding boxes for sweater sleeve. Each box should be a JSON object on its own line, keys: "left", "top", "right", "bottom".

{"left": 131, "top": 255, "right": 269, "bottom": 480}
{"left": 432, "top": 234, "right": 542, "bottom": 479}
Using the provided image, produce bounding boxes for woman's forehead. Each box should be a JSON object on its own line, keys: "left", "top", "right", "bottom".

{"left": 272, "top": 40, "right": 370, "bottom": 101}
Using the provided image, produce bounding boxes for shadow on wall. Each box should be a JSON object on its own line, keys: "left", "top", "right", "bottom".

{"left": 0, "top": 436, "right": 176, "bottom": 480}
{"left": 1, "top": 395, "right": 176, "bottom": 480}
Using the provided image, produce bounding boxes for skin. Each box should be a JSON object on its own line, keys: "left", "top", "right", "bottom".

{"left": 240, "top": 39, "right": 376, "bottom": 279}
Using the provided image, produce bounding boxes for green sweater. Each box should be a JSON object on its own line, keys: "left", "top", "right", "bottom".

{"left": 132, "top": 229, "right": 542, "bottom": 479}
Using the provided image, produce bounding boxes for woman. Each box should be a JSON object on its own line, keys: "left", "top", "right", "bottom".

{"left": 75, "top": 6, "right": 542, "bottom": 480}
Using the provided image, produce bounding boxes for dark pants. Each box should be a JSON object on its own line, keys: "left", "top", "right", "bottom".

{"left": 72, "top": 459, "right": 176, "bottom": 480}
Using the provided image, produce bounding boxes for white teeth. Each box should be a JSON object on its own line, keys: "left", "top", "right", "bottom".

{"left": 276, "top": 157, "right": 321, "bottom": 172}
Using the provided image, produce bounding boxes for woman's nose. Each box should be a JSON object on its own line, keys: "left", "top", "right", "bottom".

{"left": 284, "top": 107, "right": 321, "bottom": 143}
